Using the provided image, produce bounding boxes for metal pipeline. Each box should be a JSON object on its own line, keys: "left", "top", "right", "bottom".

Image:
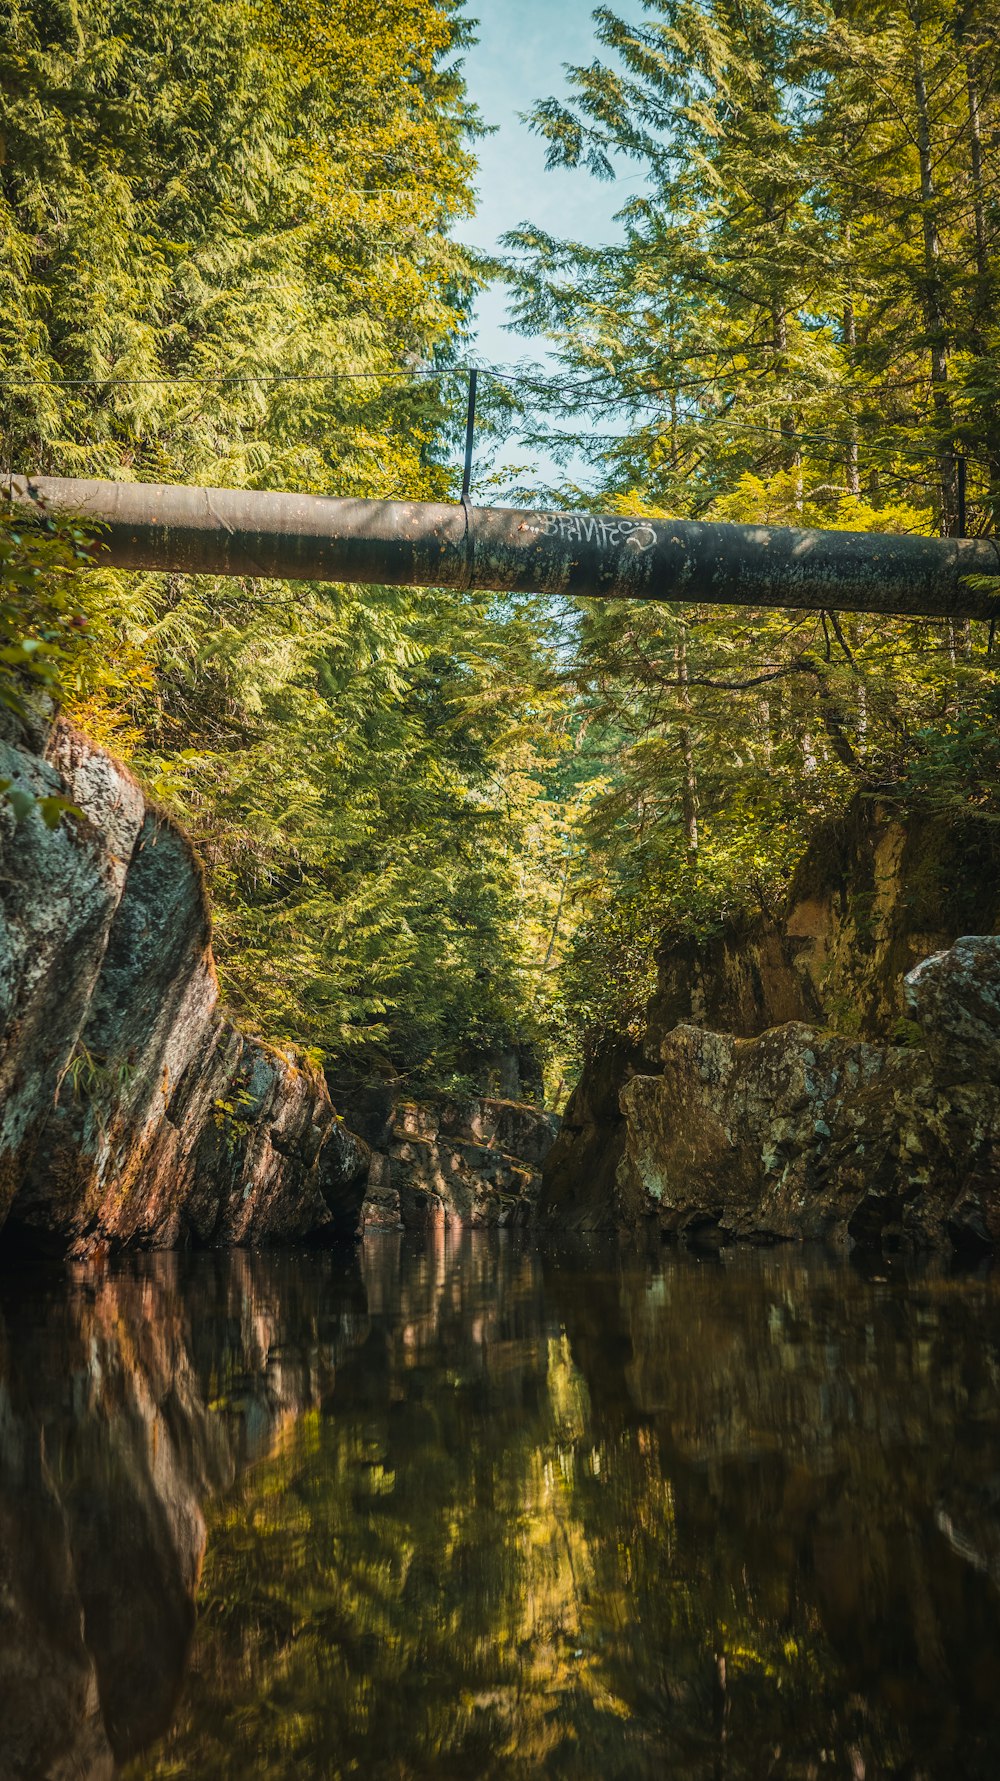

{"left": 6, "top": 473, "right": 1000, "bottom": 618}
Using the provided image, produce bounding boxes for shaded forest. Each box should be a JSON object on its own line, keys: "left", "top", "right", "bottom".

{"left": 2, "top": 0, "right": 1000, "bottom": 1099}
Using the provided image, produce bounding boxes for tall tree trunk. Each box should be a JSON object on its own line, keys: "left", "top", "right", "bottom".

{"left": 674, "top": 626, "right": 699, "bottom": 856}
{"left": 537, "top": 850, "right": 572, "bottom": 987}
{"left": 957, "top": 5, "right": 1000, "bottom": 527}
{"left": 842, "top": 217, "right": 861, "bottom": 496}
{"left": 843, "top": 291, "right": 861, "bottom": 498}
{"left": 960, "top": 12, "right": 989, "bottom": 292}
{"left": 765, "top": 184, "right": 801, "bottom": 504}
{"left": 909, "top": 11, "right": 958, "bottom": 536}
{"left": 966, "top": 68, "right": 988, "bottom": 293}
{"left": 773, "top": 298, "right": 802, "bottom": 505}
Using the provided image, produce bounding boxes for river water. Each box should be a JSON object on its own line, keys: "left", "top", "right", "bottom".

{"left": 2, "top": 1234, "right": 1000, "bottom": 1778}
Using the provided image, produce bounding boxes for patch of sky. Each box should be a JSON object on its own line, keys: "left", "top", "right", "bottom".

{"left": 458, "top": 0, "right": 648, "bottom": 503}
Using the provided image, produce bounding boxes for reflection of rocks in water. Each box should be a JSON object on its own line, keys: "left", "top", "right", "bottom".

{"left": 0, "top": 1261, "right": 225, "bottom": 1774}
{"left": 936, "top": 1476, "right": 1000, "bottom": 1588}
{"left": 0, "top": 1388, "right": 113, "bottom": 1779}
{"left": 0, "top": 1252, "right": 369, "bottom": 1777}
{"left": 547, "top": 1246, "right": 1000, "bottom": 1775}
{"left": 4, "top": 1242, "right": 1000, "bottom": 1778}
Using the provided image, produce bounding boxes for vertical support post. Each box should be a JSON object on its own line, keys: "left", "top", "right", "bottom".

{"left": 461, "top": 368, "right": 478, "bottom": 503}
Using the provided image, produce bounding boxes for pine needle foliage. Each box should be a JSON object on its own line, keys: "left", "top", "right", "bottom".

{"left": 0, "top": 0, "right": 569, "bottom": 1088}
{"left": 507, "top": 0, "right": 1000, "bottom": 1049}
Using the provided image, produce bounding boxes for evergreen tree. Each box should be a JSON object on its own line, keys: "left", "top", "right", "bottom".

{"left": 508, "top": 0, "right": 1000, "bottom": 1053}
{"left": 0, "top": 0, "right": 567, "bottom": 1090}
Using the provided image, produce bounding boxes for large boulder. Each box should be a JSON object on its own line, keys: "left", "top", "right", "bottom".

{"left": 0, "top": 714, "right": 365, "bottom": 1252}
{"left": 905, "top": 935, "right": 1000, "bottom": 1085}
{"left": 617, "top": 935, "right": 1000, "bottom": 1255}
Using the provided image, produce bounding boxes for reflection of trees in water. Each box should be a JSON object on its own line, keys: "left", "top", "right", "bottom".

{"left": 2, "top": 1242, "right": 1000, "bottom": 1777}
{"left": 139, "top": 1236, "right": 639, "bottom": 1778}
{"left": 136, "top": 1243, "right": 1000, "bottom": 1780}
{"left": 549, "top": 1250, "right": 1000, "bottom": 1779}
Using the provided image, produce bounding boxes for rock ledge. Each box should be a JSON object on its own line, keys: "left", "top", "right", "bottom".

{"left": 618, "top": 937, "right": 1000, "bottom": 1254}
{"left": 0, "top": 714, "right": 366, "bottom": 1250}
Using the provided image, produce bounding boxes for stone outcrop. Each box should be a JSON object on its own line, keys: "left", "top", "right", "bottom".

{"left": 0, "top": 711, "right": 368, "bottom": 1252}
{"left": 618, "top": 935, "right": 1000, "bottom": 1255}
{"left": 536, "top": 1036, "right": 644, "bottom": 1235}
{"left": 0, "top": 713, "right": 554, "bottom": 1251}
{"left": 354, "top": 1093, "right": 559, "bottom": 1232}
{"left": 541, "top": 794, "right": 1000, "bottom": 1234}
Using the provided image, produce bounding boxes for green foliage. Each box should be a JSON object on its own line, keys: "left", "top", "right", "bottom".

{"left": 212, "top": 1084, "right": 261, "bottom": 1153}
{"left": 506, "top": 0, "right": 1000, "bottom": 1052}
{"left": 4, "top": 0, "right": 998, "bottom": 1087}
{"left": 897, "top": 681, "right": 1000, "bottom": 817}
{"left": 0, "top": 0, "right": 571, "bottom": 1088}
{"left": 0, "top": 507, "right": 96, "bottom": 710}
{"left": 0, "top": 505, "right": 96, "bottom": 824}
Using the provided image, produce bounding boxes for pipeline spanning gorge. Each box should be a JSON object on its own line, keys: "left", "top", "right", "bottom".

{"left": 7, "top": 472, "right": 1000, "bottom": 617}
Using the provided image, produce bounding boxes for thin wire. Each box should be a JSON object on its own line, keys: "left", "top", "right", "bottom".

{"left": 0, "top": 359, "right": 981, "bottom": 464}
{"left": 0, "top": 366, "right": 462, "bottom": 389}
{"left": 0, "top": 357, "right": 975, "bottom": 421}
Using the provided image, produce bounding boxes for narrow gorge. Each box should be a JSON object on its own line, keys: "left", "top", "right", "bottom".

{"left": 4, "top": 0, "right": 1000, "bottom": 1771}
{"left": 5, "top": 710, "right": 1000, "bottom": 1261}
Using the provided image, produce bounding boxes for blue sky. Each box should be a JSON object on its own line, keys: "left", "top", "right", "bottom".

{"left": 457, "top": 1, "right": 643, "bottom": 491}
{"left": 461, "top": 1, "right": 625, "bottom": 367}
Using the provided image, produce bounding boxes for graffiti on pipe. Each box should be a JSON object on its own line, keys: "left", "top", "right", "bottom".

{"left": 527, "top": 513, "right": 658, "bottom": 553}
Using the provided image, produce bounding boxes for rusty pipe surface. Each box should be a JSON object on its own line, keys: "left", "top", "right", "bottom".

{"left": 6, "top": 473, "right": 1000, "bottom": 618}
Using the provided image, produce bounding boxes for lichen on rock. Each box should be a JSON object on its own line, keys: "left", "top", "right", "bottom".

{"left": 0, "top": 713, "right": 365, "bottom": 1252}
{"left": 617, "top": 938, "right": 1000, "bottom": 1256}
{"left": 540, "top": 793, "right": 1000, "bottom": 1243}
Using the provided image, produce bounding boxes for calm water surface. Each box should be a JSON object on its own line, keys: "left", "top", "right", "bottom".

{"left": 1, "top": 1234, "right": 1000, "bottom": 1778}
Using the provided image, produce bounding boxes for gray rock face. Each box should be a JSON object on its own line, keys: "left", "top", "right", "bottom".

{"left": 0, "top": 716, "right": 147, "bottom": 1222}
{"left": 0, "top": 715, "right": 365, "bottom": 1252}
{"left": 541, "top": 793, "right": 1000, "bottom": 1237}
{"left": 357, "top": 1095, "right": 559, "bottom": 1233}
{"left": 905, "top": 935, "right": 1000, "bottom": 1085}
{"left": 617, "top": 936, "right": 1000, "bottom": 1254}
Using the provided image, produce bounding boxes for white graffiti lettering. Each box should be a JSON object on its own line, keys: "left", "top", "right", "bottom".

{"left": 524, "top": 512, "right": 658, "bottom": 554}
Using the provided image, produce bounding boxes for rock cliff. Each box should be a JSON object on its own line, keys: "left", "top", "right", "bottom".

{"left": 541, "top": 796, "right": 1000, "bottom": 1246}
{"left": 0, "top": 712, "right": 370, "bottom": 1252}
{"left": 0, "top": 714, "right": 554, "bottom": 1251}
{"left": 342, "top": 1085, "right": 558, "bottom": 1233}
